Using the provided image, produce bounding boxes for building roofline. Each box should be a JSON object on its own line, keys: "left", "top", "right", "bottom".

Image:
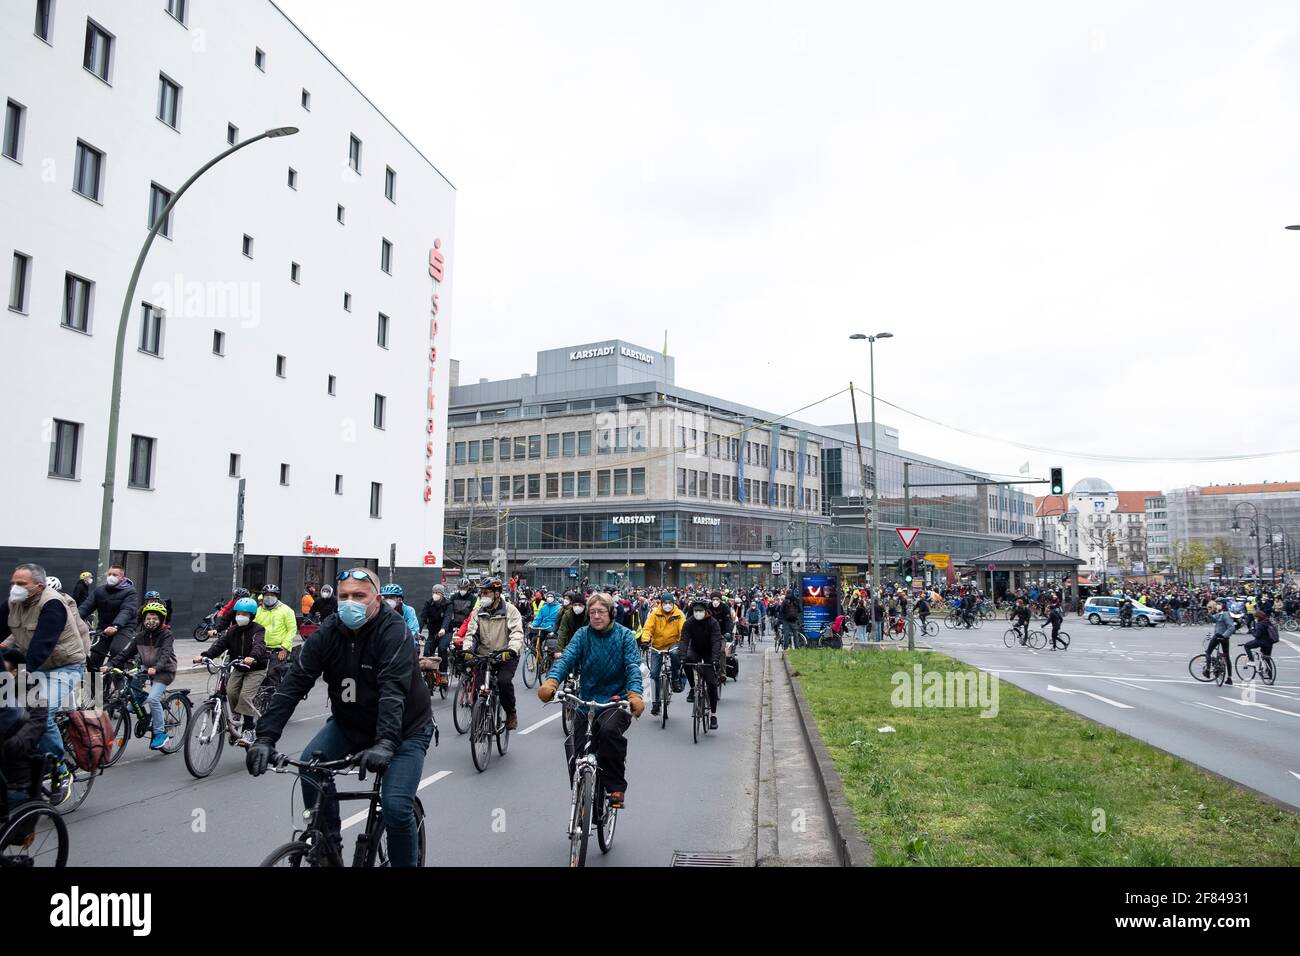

{"left": 267, "top": 0, "right": 455, "bottom": 190}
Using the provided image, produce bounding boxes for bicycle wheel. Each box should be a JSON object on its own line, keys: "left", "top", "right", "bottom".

{"left": 569, "top": 772, "right": 592, "bottom": 868}
{"left": 943, "top": 614, "right": 957, "bottom": 630}
{"left": 887, "top": 624, "right": 905, "bottom": 643}
{"left": 160, "top": 693, "right": 191, "bottom": 755}
{"left": 371, "top": 797, "right": 426, "bottom": 867}
{"left": 51, "top": 727, "right": 95, "bottom": 816}
{"left": 260, "top": 841, "right": 311, "bottom": 867}
{"left": 452, "top": 674, "right": 473, "bottom": 735}
{"left": 1212, "top": 654, "right": 1227, "bottom": 686}
{"left": 1054, "top": 631, "right": 1071, "bottom": 650}
{"left": 660, "top": 671, "right": 669, "bottom": 729}
{"left": 495, "top": 699, "right": 510, "bottom": 756}
{"left": 470, "top": 698, "right": 491, "bottom": 772}
{"left": 1233, "top": 654, "right": 1257, "bottom": 683}
{"left": 597, "top": 788, "right": 618, "bottom": 853}
{"left": 521, "top": 645, "right": 537, "bottom": 689}
{"left": 1003, "top": 629, "right": 1019, "bottom": 648}
{"left": 183, "top": 699, "right": 225, "bottom": 779}
{"left": 104, "top": 703, "right": 130, "bottom": 768}
{"left": 561, "top": 696, "right": 573, "bottom": 738}
{"left": 692, "top": 691, "right": 700, "bottom": 744}
{"left": 0, "top": 802, "right": 68, "bottom": 867}
{"left": 1188, "top": 654, "right": 1212, "bottom": 682}
{"left": 1261, "top": 657, "right": 1277, "bottom": 686}
{"left": 1028, "top": 630, "right": 1047, "bottom": 650}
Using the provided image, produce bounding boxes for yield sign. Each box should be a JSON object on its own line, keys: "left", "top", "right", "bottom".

{"left": 896, "top": 527, "right": 920, "bottom": 550}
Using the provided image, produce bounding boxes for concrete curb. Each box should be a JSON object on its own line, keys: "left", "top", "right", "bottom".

{"left": 754, "top": 650, "right": 780, "bottom": 865}
{"left": 782, "top": 653, "right": 874, "bottom": 867}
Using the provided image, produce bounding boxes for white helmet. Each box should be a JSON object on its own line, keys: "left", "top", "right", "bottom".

{"left": 46, "top": 576, "right": 63, "bottom": 592}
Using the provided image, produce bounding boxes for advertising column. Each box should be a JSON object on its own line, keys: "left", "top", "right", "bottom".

{"left": 800, "top": 573, "right": 841, "bottom": 640}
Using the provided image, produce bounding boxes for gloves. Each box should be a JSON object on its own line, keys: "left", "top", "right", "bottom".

{"left": 246, "top": 738, "right": 274, "bottom": 776}
{"left": 628, "top": 692, "right": 645, "bottom": 719}
{"left": 538, "top": 678, "right": 559, "bottom": 703}
{"left": 462, "top": 650, "right": 475, "bottom": 663}
{"left": 499, "top": 650, "right": 514, "bottom": 663}
{"left": 359, "top": 740, "right": 396, "bottom": 773}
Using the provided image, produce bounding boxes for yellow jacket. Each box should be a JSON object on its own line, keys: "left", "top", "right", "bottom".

{"left": 255, "top": 602, "right": 297, "bottom": 653}
{"left": 642, "top": 605, "right": 686, "bottom": 651}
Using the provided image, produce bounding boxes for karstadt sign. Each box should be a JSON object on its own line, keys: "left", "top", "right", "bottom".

{"left": 569, "top": 345, "right": 655, "bottom": 364}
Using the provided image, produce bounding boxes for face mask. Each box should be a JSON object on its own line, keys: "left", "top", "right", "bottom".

{"left": 9, "top": 584, "right": 31, "bottom": 603}
{"left": 434, "top": 592, "right": 444, "bottom": 600}
{"left": 573, "top": 605, "right": 584, "bottom": 615}
{"left": 663, "top": 603, "right": 674, "bottom": 612}
{"left": 384, "top": 599, "right": 398, "bottom": 609}
{"left": 234, "top": 614, "right": 251, "bottom": 627}
{"left": 457, "top": 590, "right": 465, "bottom": 596}
{"left": 547, "top": 597, "right": 556, "bottom": 604}
{"left": 693, "top": 610, "right": 707, "bottom": 621}
{"left": 144, "top": 619, "right": 161, "bottom": 631}
{"left": 106, "top": 575, "right": 121, "bottom": 587}
{"left": 264, "top": 596, "right": 278, "bottom": 607}
{"left": 712, "top": 600, "right": 720, "bottom": 607}
{"left": 338, "top": 599, "right": 369, "bottom": 629}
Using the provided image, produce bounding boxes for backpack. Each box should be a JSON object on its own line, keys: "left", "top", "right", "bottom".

{"left": 65, "top": 708, "right": 115, "bottom": 770}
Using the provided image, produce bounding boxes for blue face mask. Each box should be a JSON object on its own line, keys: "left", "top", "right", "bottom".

{"left": 338, "top": 599, "right": 370, "bottom": 630}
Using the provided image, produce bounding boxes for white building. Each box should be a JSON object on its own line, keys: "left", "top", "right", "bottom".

{"left": 1, "top": 0, "right": 455, "bottom": 623}
{"left": 1035, "top": 478, "right": 1156, "bottom": 576}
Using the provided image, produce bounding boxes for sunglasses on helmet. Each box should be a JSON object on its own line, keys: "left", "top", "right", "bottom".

{"left": 337, "top": 569, "right": 379, "bottom": 587}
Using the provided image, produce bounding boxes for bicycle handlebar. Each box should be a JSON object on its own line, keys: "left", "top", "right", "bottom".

{"left": 552, "top": 691, "right": 631, "bottom": 713}
{"left": 268, "top": 751, "right": 361, "bottom": 774}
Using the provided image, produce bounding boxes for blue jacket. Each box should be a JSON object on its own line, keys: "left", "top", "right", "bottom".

{"left": 546, "top": 621, "right": 643, "bottom": 712}
{"left": 400, "top": 602, "right": 421, "bottom": 638}
{"left": 532, "top": 601, "right": 560, "bottom": 632}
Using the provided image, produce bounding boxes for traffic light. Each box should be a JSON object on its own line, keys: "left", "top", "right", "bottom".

{"left": 904, "top": 555, "right": 914, "bottom": 584}
{"left": 1050, "top": 467, "right": 1064, "bottom": 496}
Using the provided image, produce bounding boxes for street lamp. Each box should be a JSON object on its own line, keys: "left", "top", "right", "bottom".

{"left": 96, "top": 126, "right": 299, "bottom": 581}
{"left": 1230, "top": 501, "right": 1277, "bottom": 590}
{"left": 849, "top": 332, "right": 893, "bottom": 600}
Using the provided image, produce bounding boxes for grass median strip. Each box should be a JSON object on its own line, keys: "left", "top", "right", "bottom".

{"left": 789, "top": 648, "right": 1300, "bottom": 865}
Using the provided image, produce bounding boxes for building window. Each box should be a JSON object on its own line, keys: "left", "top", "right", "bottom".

{"left": 631, "top": 468, "right": 646, "bottom": 496}
{"left": 254, "top": 47, "right": 266, "bottom": 71}
{"left": 597, "top": 470, "right": 611, "bottom": 497}
{"left": 613, "top": 469, "right": 628, "bottom": 496}
{"left": 138, "top": 303, "right": 163, "bottom": 356}
{"left": 9, "top": 252, "right": 31, "bottom": 313}
{"left": 596, "top": 429, "right": 611, "bottom": 454}
{"left": 499, "top": 437, "right": 511, "bottom": 461}
{"left": 212, "top": 329, "right": 225, "bottom": 355}
{"left": 513, "top": 436, "right": 526, "bottom": 459}
{"left": 547, "top": 433, "right": 560, "bottom": 458}
{"left": 546, "top": 473, "right": 559, "bottom": 498}
{"left": 242, "top": 234, "right": 254, "bottom": 257}
{"left": 561, "top": 472, "right": 575, "bottom": 498}
{"left": 279, "top": 463, "right": 290, "bottom": 486}
{"left": 128, "top": 435, "right": 155, "bottom": 489}
{"left": 348, "top": 134, "right": 362, "bottom": 173}
{"left": 526, "top": 434, "right": 541, "bottom": 459}
{"left": 454, "top": 442, "right": 466, "bottom": 465}
{"left": 83, "top": 20, "right": 113, "bottom": 83}
{"left": 452, "top": 479, "right": 465, "bottom": 503}
{"left": 327, "top": 374, "right": 336, "bottom": 395}
{"left": 343, "top": 292, "right": 352, "bottom": 312}
{"left": 711, "top": 474, "right": 721, "bottom": 499}
{"left": 385, "top": 166, "right": 396, "bottom": 202}
{"left": 380, "top": 239, "right": 392, "bottom": 274}
{"left": 337, "top": 204, "right": 345, "bottom": 224}
{"left": 512, "top": 475, "right": 525, "bottom": 499}
{"left": 165, "top": 0, "right": 187, "bottom": 26}
{"left": 35, "top": 0, "right": 54, "bottom": 42}
{"left": 49, "top": 419, "right": 81, "bottom": 479}
{"left": 62, "top": 273, "right": 92, "bottom": 332}
{"left": 630, "top": 426, "right": 646, "bottom": 451}
{"left": 527, "top": 474, "right": 540, "bottom": 499}
{"left": 335, "top": 474, "right": 343, "bottom": 495}
{"left": 377, "top": 312, "right": 389, "bottom": 348}
{"left": 577, "top": 472, "right": 591, "bottom": 497}
{"left": 73, "top": 140, "right": 103, "bottom": 201}
{"left": 481, "top": 440, "right": 494, "bottom": 463}
{"left": 227, "top": 122, "right": 238, "bottom": 145}
{"left": 467, "top": 441, "right": 480, "bottom": 464}
{"left": 287, "top": 167, "right": 297, "bottom": 189}
{"left": 481, "top": 476, "right": 493, "bottom": 500}
{"left": 156, "top": 74, "right": 180, "bottom": 128}
{"left": 149, "top": 183, "right": 173, "bottom": 237}
{"left": 677, "top": 468, "right": 686, "bottom": 495}
{"left": 578, "top": 431, "right": 592, "bottom": 456}
{"left": 275, "top": 354, "right": 286, "bottom": 377}
{"left": 301, "top": 88, "right": 311, "bottom": 110}
{"left": 290, "top": 262, "right": 301, "bottom": 283}
{"left": 4, "top": 100, "right": 25, "bottom": 162}
{"left": 561, "top": 432, "right": 576, "bottom": 457}
{"left": 373, "top": 394, "right": 386, "bottom": 429}
{"left": 370, "top": 482, "right": 382, "bottom": 518}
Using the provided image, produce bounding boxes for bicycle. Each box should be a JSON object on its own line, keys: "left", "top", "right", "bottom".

{"left": 450, "top": 650, "right": 476, "bottom": 736}
{"left": 554, "top": 691, "right": 630, "bottom": 867}
{"left": 1, "top": 754, "right": 69, "bottom": 867}
{"left": 259, "top": 752, "right": 426, "bottom": 867}
{"left": 1189, "top": 638, "right": 1229, "bottom": 685}
{"left": 418, "top": 654, "right": 449, "bottom": 700}
{"left": 917, "top": 616, "right": 938, "bottom": 638}
{"left": 101, "top": 667, "right": 191, "bottom": 766}
{"left": 653, "top": 647, "right": 676, "bottom": 729}
{"left": 1046, "top": 629, "right": 1071, "bottom": 650}
{"left": 1003, "top": 626, "right": 1045, "bottom": 649}
{"left": 468, "top": 651, "right": 512, "bottom": 773}
{"left": 43, "top": 710, "right": 97, "bottom": 815}
{"left": 1234, "top": 647, "right": 1277, "bottom": 685}
{"left": 683, "top": 662, "right": 712, "bottom": 744}
{"left": 183, "top": 658, "right": 253, "bottom": 779}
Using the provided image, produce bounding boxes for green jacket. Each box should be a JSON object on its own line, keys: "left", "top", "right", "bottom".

{"left": 255, "top": 602, "right": 297, "bottom": 653}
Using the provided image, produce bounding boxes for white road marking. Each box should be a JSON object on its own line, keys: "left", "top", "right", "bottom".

{"left": 1046, "top": 684, "right": 1134, "bottom": 709}
{"left": 1185, "top": 701, "right": 1266, "bottom": 722}
{"left": 342, "top": 770, "right": 452, "bottom": 830}
{"left": 1289, "top": 771, "right": 1300, "bottom": 782}
{"left": 291, "top": 712, "right": 328, "bottom": 723}
{"left": 1219, "top": 697, "right": 1300, "bottom": 720}
{"left": 518, "top": 711, "right": 563, "bottom": 735}
{"left": 1104, "top": 678, "right": 1148, "bottom": 691}
{"left": 1280, "top": 638, "right": 1300, "bottom": 656}
{"left": 1250, "top": 687, "right": 1300, "bottom": 701}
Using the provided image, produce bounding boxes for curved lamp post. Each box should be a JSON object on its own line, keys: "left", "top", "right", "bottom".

{"left": 849, "top": 332, "right": 892, "bottom": 600}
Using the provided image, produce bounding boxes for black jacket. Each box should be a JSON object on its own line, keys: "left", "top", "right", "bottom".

{"left": 71, "top": 579, "right": 92, "bottom": 607}
{"left": 109, "top": 625, "right": 178, "bottom": 683}
{"left": 1, "top": 706, "right": 48, "bottom": 796}
{"left": 313, "top": 596, "right": 337, "bottom": 621}
{"left": 781, "top": 596, "right": 801, "bottom": 622}
{"left": 709, "top": 603, "right": 733, "bottom": 637}
{"left": 420, "top": 597, "right": 449, "bottom": 635}
{"left": 79, "top": 581, "right": 139, "bottom": 635}
{"left": 442, "top": 592, "right": 476, "bottom": 633}
{"left": 680, "top": 614, "right": 722, "bottom": 664}
{"left": 201, "top": 621, "right": 269, "bottom": 670}
{"left": 257, "top": 605, "right": 431, "bottom": 751}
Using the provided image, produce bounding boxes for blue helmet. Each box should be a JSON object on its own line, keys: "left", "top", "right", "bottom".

{"left": 381, "top": 583, "right": 403, "bottom": 597}
{"left": 144, "top": 590, "right": 163, "bottom": 601}
{"left": 233, "top": 597, "right": 258, "bottom": 615}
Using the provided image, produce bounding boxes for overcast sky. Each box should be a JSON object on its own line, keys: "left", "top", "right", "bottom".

{"left": 276, "top": 0, "right": 1300, "bottom": 494}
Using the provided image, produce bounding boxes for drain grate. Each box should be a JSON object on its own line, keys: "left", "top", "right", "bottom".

{"left": 670, "top": 851, "right": 745, "bottom": 867}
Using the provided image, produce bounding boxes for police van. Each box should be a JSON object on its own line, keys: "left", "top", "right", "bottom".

{"left": 1083, "top": 596, "right": 1166, "bottom": 627}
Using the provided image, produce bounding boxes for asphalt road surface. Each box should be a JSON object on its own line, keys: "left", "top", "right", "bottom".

{"left": 62, "top": 645, "right": 763, "bottom": 866}
{"left": 930, "top": 618, "right": 1300, "bottom": 810}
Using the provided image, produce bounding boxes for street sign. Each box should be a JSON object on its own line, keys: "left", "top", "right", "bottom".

{"left": 771, "top": 551, "right": 782, "bottom": 562}
{"left": 896, "top": 527, "right": 920, "bottom": 549}
{"left": 986, "top": 563, "right": 996, "bottom": 572}
{"left": 924, "top": 553, "right": 950, "bottom": 569}
{"left": 771, "top": 561, "right": 783, "bottom": 576}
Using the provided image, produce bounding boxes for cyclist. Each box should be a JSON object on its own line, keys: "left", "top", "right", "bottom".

{"left": 420, "top": 583, "right": 450, "bottom": 657}
{"left": 1046, "top": 602, "right": 1066, "bottom": 651}
{"left": 1204, "top": 601, "right": 1234, "bottom": 685}
{"left": 780, "top": 590, "right": 801, "bottom": 649}
{"left": 532, "top": 591, "right": 561, "bottom": 638}
{"left": 538, "top": 592, "right": 643, "bottom": 808}
{"left": 381, "top": 584, "right": 421, "bottom": 643}
{"left": 312, "top": 584, "right": 337, "bottom": 623}
{"left": 1242, "top": 610, "right": 1278, "bottom": 669}
{"left": 744, "top": 600, "right": 763, "bottom": 644}
{"left": 210, "top": 587, "right": 251, "bottom": 637}
{"left": 916, "top": 594, "right": 930, "bottom": 631}
{"left": 441, "top": 579, "right": 477, "bottom": 646}
{"left": 247, "top": 567, "right": 434, "bottom": 868}
{"left": 194, "top": 596, "right": 268, "bottom": 747}
{"left": 142, "top": 588, "right": 173, "bottom": 623}
{"left": 555, "top": 589, "right": 587, "bottom": 652}
{"left": 642, "top": 592, "right": 685, "bottom": 717}
{"left": 78, "top": 562, "right": 139, "bottom": 676}
{"left": 678, "top": 596, "right": 721, "bottom": 728}
{"left": 462, "top": 577, "right": 525, "bottom": 730}
{"left": 1009, "top": 599, "right": 1032, "bottom": 645}
{"left": 256, "top": 584, "right": 297, "bottom": 685}
{"left": 103, "top": 601, "right": 176, "bottom": 749}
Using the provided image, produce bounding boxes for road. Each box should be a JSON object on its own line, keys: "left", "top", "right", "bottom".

{"left": 929, "top": 617, "right": 1300, "bottom": 810}
{"left": 62, "top": 645, "right": 764, "bottom": 866}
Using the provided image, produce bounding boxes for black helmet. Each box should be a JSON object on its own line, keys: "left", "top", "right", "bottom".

{"left": 481, "top": 577, "right": 503, "bottom": 592}
{"left": 234, "top": 587, "right": 251, "bottom": 599}
{"left": 458, "top": 577, "right": 472, "bottom": 590}
{"left": 689, "top": 595, "right": 710, "bottom": 611}
{"left": 263, "top": 583, "right": 281, "bottom": 596}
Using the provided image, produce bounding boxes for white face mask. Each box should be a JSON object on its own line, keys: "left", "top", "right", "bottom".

{"left": 573, "top": 605, "right": 584, "bottom": 615}
{"left": 384, "top": 599, "right": 397, "bottom": 609}
{"left": 662, "top": 603, "right": 674, "bottom": 613}
{"left": 106, "top": 575, "right": 121, "bottom": 587}
{"left": 264, "top": 595, "right": 278, "bottom": 607}
{"left": 9, "top": 584, "right": 31, "bottom": 603}
{"left": 712, "top": 600, "right": 720, "bottom": 607}
{"left": 693, "top": 610, "right": 707, "bottom": 621}
{"left": 235, "top": 614, "right": 251, "bottom": 627}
